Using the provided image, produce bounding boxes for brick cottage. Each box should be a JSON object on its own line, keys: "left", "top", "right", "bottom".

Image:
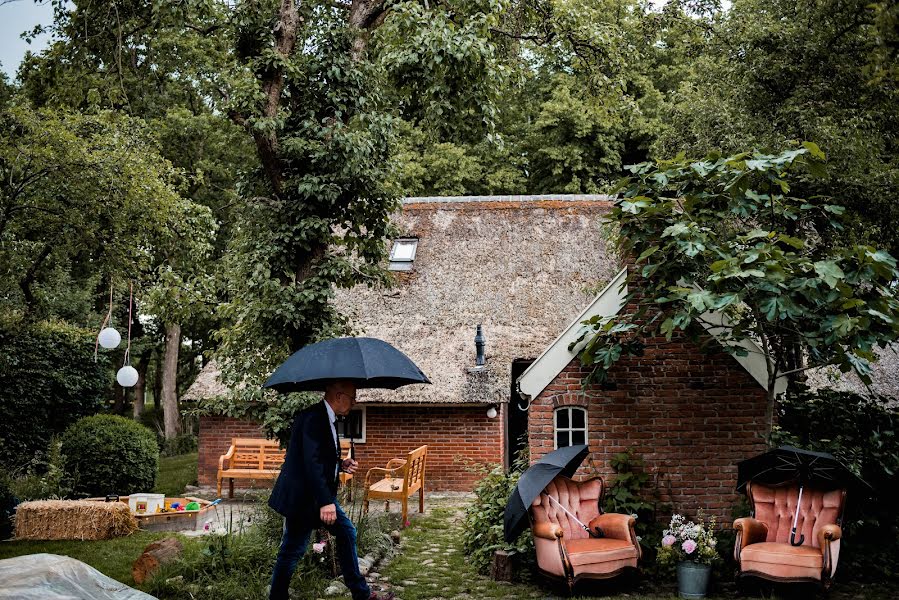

{"left": 518, "top": 267, "right": 786, "bottom": 520}
{"left": 188, "top": 195, "right": 618, "bottom": 491}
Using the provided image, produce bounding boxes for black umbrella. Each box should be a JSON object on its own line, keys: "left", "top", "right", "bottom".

{"left": 504, "top": 445, "right": 591, "bottom": 543}
{"left": 263, "top": 337, "right": 431, "bottom": 393}
{"left": 736, "top": 445, "right": 870, "bottom": 546}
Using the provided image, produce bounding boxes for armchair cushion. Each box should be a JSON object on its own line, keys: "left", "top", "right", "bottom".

{"left": 566, "top": 537, "right": 639, "bottom": 567}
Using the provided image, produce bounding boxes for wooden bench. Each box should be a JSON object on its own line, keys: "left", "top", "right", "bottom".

{"left": 362, "top": 445, "right": 428, "bottom": 524}
{"left": 217, "top": 438, "right": 285, "bottom": 499}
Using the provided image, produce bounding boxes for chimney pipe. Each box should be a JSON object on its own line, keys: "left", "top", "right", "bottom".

{"left": 475, "top": 324, "right": 486, "bottom": 366}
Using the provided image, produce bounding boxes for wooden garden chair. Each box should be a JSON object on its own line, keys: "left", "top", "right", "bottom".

{"left": 362, "top": 445, "right": 428, "bottom": 524}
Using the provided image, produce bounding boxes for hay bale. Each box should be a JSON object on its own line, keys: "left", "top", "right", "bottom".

{"left": 14, "top": 500, "right": 138, "bottom": 541}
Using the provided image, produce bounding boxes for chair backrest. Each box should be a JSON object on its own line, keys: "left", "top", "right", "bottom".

{"left": 231, "top": 438, "right": 285, "bottom": 470}
{"left": 531, "top": 476, "right": 604, "bottom": 541}
{"left": 403, "top": 445, "right": 428, "bottom": 492}
{"left": 340, "top": 439, "right": 353, "bottom": 460}
{"left": 748, "top": 482, "right": 846, "bottom": 548}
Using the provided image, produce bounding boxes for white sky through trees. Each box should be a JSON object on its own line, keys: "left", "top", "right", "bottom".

{"left": 0, "top": 0, "right": 54, "bottom": 79}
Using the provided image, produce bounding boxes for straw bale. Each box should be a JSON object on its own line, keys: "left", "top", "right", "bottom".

{"left": 14, "top": 500, "right": 138, "bottom": 541}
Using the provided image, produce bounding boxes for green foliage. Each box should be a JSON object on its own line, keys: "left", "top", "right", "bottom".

{"left": 603, "top": 450, "right": 654, "bottom": 522}
{"left": 0, "top": 319, "right": 109, "bottom": 470}
{"left": 60, "top": 415, "right": 159, "bottom": 498}
{"left": 0, "top": 471, "right": 17, "bottom": 540}
{"left": 657, "top": 0, "right": 899, "bottom": 257}
{"left": 771, "top": 385, "right": 899, "bottom": 580}
{"left": 461, "top": 454, "right": 534, "bottom": 575}
{"left": 159, "top": 433, "right": 199, "bottom": 458}
{"left": 574, "top": 147, "right": 899, "bottom": 426}
{"left": 6, "top": 438, "right": 70, "bottom": 501}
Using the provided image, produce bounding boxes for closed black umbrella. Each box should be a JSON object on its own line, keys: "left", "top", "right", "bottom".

{"left": 503, "top": 445, "right": 591, "bottom": 543}
{"left": 263, "top": 337, "right": 430, "bottom": 392}
{"left": 736, "top": 445, "right": 870, "bottom": 546}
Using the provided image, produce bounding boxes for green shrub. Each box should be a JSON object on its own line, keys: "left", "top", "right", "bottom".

{"left": 461, "top": 454, "right": 534, "bottom": 576}
{"left": 160, "top": 433, "right": 199, "bottom": 457}
{"left": 0, "top": 471, "right": 17, "bottom": 540}
{"left": 7, "top": 437, "right": 70, "bottom": 501}
{"left": 0, "top": 319, "right": 109, "bottom": 470}
{"left": 770, "top": 384, "right": 899, "bottom": 581}
{"left": 60, "top": 414, "right": 159, "bottom": 497}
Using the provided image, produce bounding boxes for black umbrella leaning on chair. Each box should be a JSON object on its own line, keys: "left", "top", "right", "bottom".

{"left": 736, "top": 445, "right": 871, "bottom": 547}
{"left": 504, "top": 444, "right": 602, "bottom": 543}
{"left": 263, "top": 337, "right": 431, "bottom": 457}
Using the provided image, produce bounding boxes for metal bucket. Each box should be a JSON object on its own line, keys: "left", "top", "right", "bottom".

{"left": 677, "top": 561, "right": 711, "bottom": 599}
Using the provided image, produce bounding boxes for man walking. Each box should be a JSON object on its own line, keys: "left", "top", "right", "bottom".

{"left": 268, "top": 380, "right": 392, "bottom": 600}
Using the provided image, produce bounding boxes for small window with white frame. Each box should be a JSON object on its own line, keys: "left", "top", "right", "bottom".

{"left": 336, "top": 406, "right": 366, "bottom": 443}
{"left": 389, "top": 238, "right": 418, "bottom": 271}
{"left": 554, "top": 406, "right": 587, "bottom": 449}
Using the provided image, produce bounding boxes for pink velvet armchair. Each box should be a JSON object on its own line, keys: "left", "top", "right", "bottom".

{"left": 733, "top": 481, "right": 847, "bottom": 588}
{"left": 530, "top": 475, "right": 641, "bottom": 590}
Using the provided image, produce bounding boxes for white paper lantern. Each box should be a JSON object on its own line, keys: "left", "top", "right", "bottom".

{"left": 117, "top": 365, "right": 139, "bottom": 387}
{"left": 98, "top": 327, "right": 121, "bottom": 349}
{"left": 486, "top": 406, "right": 498, "bottom": 419}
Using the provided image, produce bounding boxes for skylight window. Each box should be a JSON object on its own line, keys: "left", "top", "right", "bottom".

{"left": 389, "top": 238, "right": 418, "bottom": 271}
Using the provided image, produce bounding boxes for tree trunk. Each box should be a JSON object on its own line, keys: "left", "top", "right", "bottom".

{"left": 131, "top": 537, "right": 183, "bottom": 584}
{"left": 132, "top": 356, "right": 149, "bottom": 420}
{"left": 153, "top": 350, "right": 163, "bottom": 413}
{"left": 112, "top": 384, "right": 126, "bottom": 415}
{"left": 161, "top": 322, "right": 181, "bottom": 439}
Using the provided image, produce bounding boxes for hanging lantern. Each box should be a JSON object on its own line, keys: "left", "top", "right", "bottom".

{"left": 487, "top": 406, "right": 498, "bottom": 419}
{"left": 117, "top": 365, "right": 139, "bottom": 387}
{"left": 98, "top": 327, "right": 121, "bottom": 349}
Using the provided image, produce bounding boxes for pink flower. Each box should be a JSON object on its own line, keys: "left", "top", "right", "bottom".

{"left": 682, "top": 540, "right": 697, "bottom": 554}
{"left": 662, "top": 535, "right": 676, "bottom": 547}
{"left": 312, "top": 542, "right": 326, "bottom": 553}
{"left": 404, "top": 520, "right": 411, "bottom": 528}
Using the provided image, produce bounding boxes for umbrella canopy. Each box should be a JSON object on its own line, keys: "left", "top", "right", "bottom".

{"left": 503, "top": 444, "right": 589, "bottom": 543}
{"left": 263, "top": 337, "right": 431, "bottom": 393}
{"left": 736, "top": 445, "right": 869, "bottom": 493}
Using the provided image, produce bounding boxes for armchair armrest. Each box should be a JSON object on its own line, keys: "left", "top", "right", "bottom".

{"left": 364, "top": 465, "right": 405, "bottom": 486}
{"left": 218, "top": 445, "right": 236, "bottom": 471}
{"left": 817, "top": 523, "right": 842, "bottom": 547}
{"left": 588, "top": 513, "right": 636, "bottom": 541}
{"left": 733, "top": 517, "right": 768, "bottom": 558}
{"left": 533, "top": 522, "right": 564, "bottom": 540}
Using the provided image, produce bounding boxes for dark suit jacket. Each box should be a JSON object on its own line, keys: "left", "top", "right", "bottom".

{"left": 268, "top": 400, "right": 340, "bottom": 522}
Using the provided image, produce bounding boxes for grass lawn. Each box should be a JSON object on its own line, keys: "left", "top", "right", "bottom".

{"left": 0, "top": 530, "right": 196, "bottom": 587}
{"left": 153, "top": 452, "right": 198, "bottom": 497}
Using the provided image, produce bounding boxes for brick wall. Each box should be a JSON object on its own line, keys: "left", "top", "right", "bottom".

{"left": 528, "top": 334, "right": 769, "bottom": 522}
{"left": 199, "top": 405, "right": 504, "bottom": 492}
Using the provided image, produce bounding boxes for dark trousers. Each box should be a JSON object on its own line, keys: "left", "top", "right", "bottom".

{"left": 269, "top": 502, "right": 370, "bottom": 600}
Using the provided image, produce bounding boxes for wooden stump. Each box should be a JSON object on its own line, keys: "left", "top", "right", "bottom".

{"left": 491, "top": 549, "right": 514, "bottom": 582}
{"left": 132, "top": 537, "right": 183, "bottom": 584}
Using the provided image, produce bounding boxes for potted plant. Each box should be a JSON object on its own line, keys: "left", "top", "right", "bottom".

{"left": 656, "top": 512, "right": 719, "bottom": 599}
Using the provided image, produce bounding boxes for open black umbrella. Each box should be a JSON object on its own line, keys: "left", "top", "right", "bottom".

{"left": 504, "top": 444, "right": 592, "bottom": 543}
{"left": 736, "top": 446, "right": 870, "bottom": 546}
{"left": 263, "top": 337, "right": 431, "bottom": 393}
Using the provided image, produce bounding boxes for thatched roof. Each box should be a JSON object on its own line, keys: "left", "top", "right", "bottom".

{"left": 335, "top": 195, "right": 617, "bottom": 403}
{"left": 806, "top": 344, "right": 899, "bottom": 399}
{"left": 183, "top": 195, "right": 618, "bottom": 405}
{"left": 182, "top": 359, "right": 227, "bottom": 401}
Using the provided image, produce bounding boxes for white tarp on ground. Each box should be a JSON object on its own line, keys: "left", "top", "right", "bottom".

{"left": 0, "top": 553, "right": 157, "bottom": 600}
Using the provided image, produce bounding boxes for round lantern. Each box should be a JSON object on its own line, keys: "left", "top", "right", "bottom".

{"left": 116, "top": 365, "right": 139, "bottom": 387}
{"left": 98, "top": 327, "right": 121, "bottom": 349}
{"left": 486, "top": 406, "right": 498, "bottom": 419}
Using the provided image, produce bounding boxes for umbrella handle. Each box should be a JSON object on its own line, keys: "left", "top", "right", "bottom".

{"left": 790, "top": 529, "right": 805, "bottom": 547}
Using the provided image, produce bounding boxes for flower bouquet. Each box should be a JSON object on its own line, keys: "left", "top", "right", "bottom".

{"left": 656, "top": 512, "right": 719, "bottom": 599}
